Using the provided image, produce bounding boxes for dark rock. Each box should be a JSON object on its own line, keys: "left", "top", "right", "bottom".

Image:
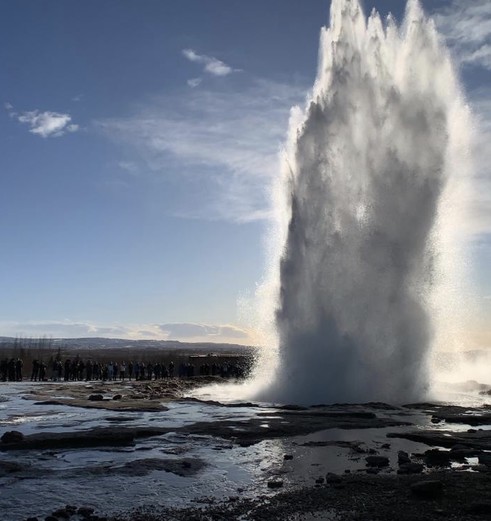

{"left": 0, "top": 426, "right": 173, "bottom": 451}
{"left": 431, "top": 417, "right": 442, "bottom": 423}
{"left": 450, "top": 447, "right": 479, "bottom": 460}
{"left": 112, "top": 394, "right": 122, "bottom": 401}
{"left": 45, "top": 517, "right": 58, "bottom": 521}
{"left": 88, "top": 394, "right": 104, "bottom": 401}
{"left": 410, "top": 480, "right": 443, "bottom": 499}
{"left": 325, "top": 473, "right": 342, "bottom": 484}
{"left": 365, "top": 455, "right": 389, "bottom": 467}
{"left": 315, "top": 477, "right": 324, "bottom": 484}
{"left": 436, "top": 414, "right": 491, "bottom": 426}
{"left": 267, "top": 480, "right": 283, "bottom": 489}
{"left": 88, "top": 457, "right": 205, "bottom": 478}
{"left": 77, "top": 506, "right": 95, "bottom": 517}
{"left": 397, "top": 463, "right": 424, "bottom": 474}
{"left": 388, "top": 429, "right": 490, "bottom": 451}
{"left": 52, "top": 508, "right": 70, "bottom": 519}
{"left": 398, "top": 450, "right": 411, "bottom": 465}
{"left": 479, "top": 453, "right": 491, "bottom": 466}
{"left": 368, "top": 448, "right": 377, "bottom": 455}
{"left": 1, "top": 430, "right": 24, "bottom": 443}
{"left": 424, "top": 449, "right": 451, "bottom": 467}
{"left": 381, "top": 443, "right": 391, "bottom": 449}
{"left": 450, "top": 443, "right": 466, "bottom": 450}
{"left": 65, "top": 506, "right": 77, "bottom": 514}
{"left": 366, "top": 467, "right": 380, "bottom": 474}
{"left": 283, "top": 454, "right": 293, "bottom": 460}
{"left": 26, "top": 518, "right": 38, "bottom": 521}
{"left": 467, "top": 502, "right": 491, "bottom": 515}
{"left": 0, "top": 460, "right": 25, "bottom": 474}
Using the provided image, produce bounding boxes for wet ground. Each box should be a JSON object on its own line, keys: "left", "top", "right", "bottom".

{"left": 0, "top": 378, "right": 490, "bottom": 520}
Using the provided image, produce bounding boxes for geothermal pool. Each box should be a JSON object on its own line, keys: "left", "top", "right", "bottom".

{"left": 0, "top": 379, "right": 490, "bottom": 520}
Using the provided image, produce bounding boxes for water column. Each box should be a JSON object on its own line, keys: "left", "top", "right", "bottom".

{"left": 257, "top": 0, "right": 470, "bottom": 404}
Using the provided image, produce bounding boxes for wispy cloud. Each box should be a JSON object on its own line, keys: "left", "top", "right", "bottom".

{"left": 117, "top": 160, "right": 139, "bottom": 175}
{"left": 433, "top": 0, "right": 491, "bottom": 70}
{"left": 97, "top": 79, "right": 306, "bottom": 222}
{"left": 6, "top": 103, "right": 79, "bottom": 138}
{"left": 158, "top": 323, "right": 250, "bottom": 340}
{"left": 0, "top": 320, "right": 129, "bottom": 339}
{"left": 0, "top": 320, "right": 255, "bottom": 344}
{"left": 182, "top": 48, "right": 236, "bottom": 77}
{"left": 187, "top": 77, "right": 202, "bottom": 88}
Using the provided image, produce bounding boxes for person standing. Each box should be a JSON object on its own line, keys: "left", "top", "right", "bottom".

{"left": 120, "top": 362, "right": 126, "bottom": 381}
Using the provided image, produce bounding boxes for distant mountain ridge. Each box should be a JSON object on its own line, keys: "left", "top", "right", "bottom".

{"left": 0, "top": 336, "right": 256, "bottom": 353}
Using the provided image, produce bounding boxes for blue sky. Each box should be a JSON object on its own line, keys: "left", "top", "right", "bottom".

{"left": 1, "top": 0, "right": 490, "bottom": 345}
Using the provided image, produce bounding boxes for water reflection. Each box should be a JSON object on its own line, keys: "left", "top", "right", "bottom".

{"left": 0, "top": 381, "right": 489, "bottom": 521}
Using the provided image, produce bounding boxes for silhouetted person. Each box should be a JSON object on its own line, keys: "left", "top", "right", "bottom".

{"left": 120, "top": 362, "right": 126, "bottom": 381}
{"left": 39, "top": 362, "right": 47, "bottom": 381}
{"left": 31, "top": 360, "right": 40, "bottom": 381}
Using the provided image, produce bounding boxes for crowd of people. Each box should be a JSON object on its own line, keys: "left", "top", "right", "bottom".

{"left": 0, "top": 356, "right": 250, "bottom": 382}
{"left": 0, "top": 358, "right": 23, "bottom": 382}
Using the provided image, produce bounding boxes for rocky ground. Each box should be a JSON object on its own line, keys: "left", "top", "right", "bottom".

{"left": 119, "top": 471, "right": 491, "bottom": 521}
{"left": 19, "top": 377, "right": 213, "bottom": 412}
{"left": 1, "top": 379, "right": 490, "bottom": 521}
{"left": 18, "top": 468, "right": 491, "bottom": 521}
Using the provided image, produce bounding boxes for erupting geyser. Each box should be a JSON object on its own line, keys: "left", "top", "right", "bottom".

{"left": 255, "top": 0, "right": 471, "bottom": 405}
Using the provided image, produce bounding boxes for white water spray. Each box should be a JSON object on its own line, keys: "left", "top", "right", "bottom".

{"left": 251, "top": 0, "right": 472, "bottom": 405}
{"left": 190, "top": 0, "right": 472, "bottom": 406}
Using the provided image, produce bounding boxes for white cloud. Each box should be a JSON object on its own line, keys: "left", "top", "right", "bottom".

{"left": 0, "top": 320, "right": 255, "bottom": 344}
{"left": 0, "top": 320, "right": 128, "bottom": 339}
{"left": 118, "top": 160, "right": 139, "bottom": 175}
{"left": 97, "top": 79, "right": 306, "bottom": 222}
{"left": 182, "top": 48, "right": 236, "bottom": 77}
{"left": 158, "top": 323, "right": 250, "bottom": 340}
{"left": 7, "top": 104, "right": 79, "bottom": 138}
{"left": 187, "top": 77, "right": 202, "bottom": 88}
{"left": 433, "top": 0, "right": 491, "bottom": 70}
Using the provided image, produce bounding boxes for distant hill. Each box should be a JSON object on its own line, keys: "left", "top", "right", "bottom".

{"left": 0, "top": 336, "right": 256, "bottom": 354}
